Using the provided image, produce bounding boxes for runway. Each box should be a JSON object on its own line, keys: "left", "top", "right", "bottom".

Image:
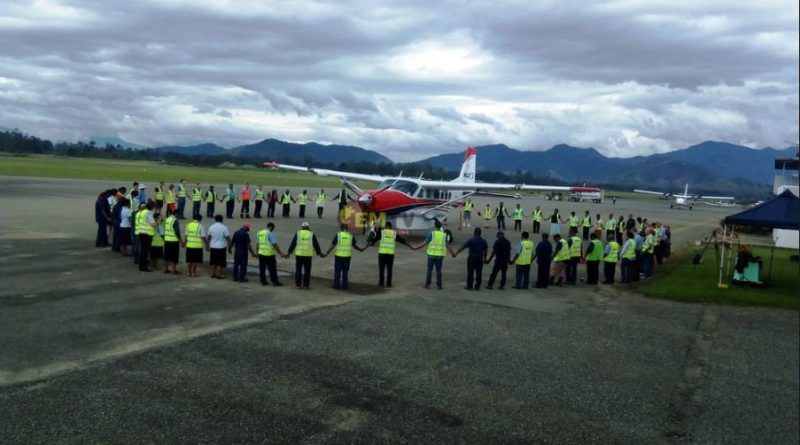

{"left": 1, "top": 176, "right": 797, "bottom": 444}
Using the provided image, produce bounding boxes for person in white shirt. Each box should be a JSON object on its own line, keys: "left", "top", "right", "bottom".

{"left": 118, "top": 199, "right": 132, "bottom": 256}
{"left": 206, "top": 214, "right": 231, "bottom": 279}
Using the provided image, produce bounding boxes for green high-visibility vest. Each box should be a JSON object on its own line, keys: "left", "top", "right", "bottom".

{"left": 622, "top": 240, "right": 636, "bottom": 260}
{"left": 554, "top": 239, "right": 571, "bottom": 262}
{"left": 257, "top": 229, "right": 275, "bottom": 256}
{"left": 464, "top": 201, "right": 473, "bottom": 212}
{"left": 282, "top": 193, "right": 292, "bottom": 205}
{"left": 316, "top": 192, "right": 325, "bottom": 205}
{"left": 642, "top": 234, "right": 655, "bottom": 254}
{"left": 138, "top": 210, "right": 154, "bottom": 236}
{"left": 166, "top": 189, "right": 176, "bottom": 204}
{"left": 569, "top": 216, "right": 578, "bottom": 227}
{"left": 177, "top": 185, "right": 186, "bottom": 198}
{"left": 604, "top": 241, "right": 619, "bottom": 263}
{"left": 334, "top": 231, "right": 352, "bottom": 257}
{"left": 533, "top": 210, "right": 542, "bottom": 222}
{"left": 617, "top": 220, "right": 625, "bottom": 232}
{"left": 255, "top": 189, "right": 264, "bottom": 201}
{"left": 185, "top": 221, "right": 204, "bottom": 248}
{"left": 164, "top": 216, "right": 179, "bottom": 242}
{"left": 569, "top": 236, "right": 582, "bottom": 258}
{"left": 606, "top": 219, "right": 616, "bottom": 230}
{"left": 192, "top": 188, "right": 202, "bottom": 202}
{"left": 426, "top": 230, "right": 446, "bottom": 257}
{"left": 515, "top": 239, "right": 533, "bottom": 265}
{"left": 206, "top": 191, "right": 215, "bottom": 202}
{"left": 513, "top": 208, "right": 524, "bottom": 220}
{"left": 378, "top": 229, "right": 396, "bottom": 254}
{"left": 155, "top": 188, "right": 164, "bottom": 200}
{"left": 295, "top": 230, "right": 313, "bottom": 257}
{"left": 298, "top": 193, "right": 308, "bottom": 205}
{"left": 152, "top": 225, "right": 165, "bottom": 247}
{"left": 586, "top": 239, "right": 603, "bottom": 261}
{"left": 483, "top": 208, "right": 492, "bottom": 219}
{"left": 582, "top": 216, "right": 591, "bottom": 227}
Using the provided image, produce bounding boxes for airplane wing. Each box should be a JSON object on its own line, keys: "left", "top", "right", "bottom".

{"left": 262, "top": 162, "right": 390, "bottom": 183}
{"left": 417, "top": 179, "right": 596, "bottom": 193}
{"left": 633, "top": 189, "right": 669, "bottom": 196}
{"left": 698, "top": 195, "right": 735, "bottom": 201}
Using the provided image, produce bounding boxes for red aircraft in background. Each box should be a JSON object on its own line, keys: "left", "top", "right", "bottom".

{"left": 264, "top": 147, "right": 602, "bottom": 232}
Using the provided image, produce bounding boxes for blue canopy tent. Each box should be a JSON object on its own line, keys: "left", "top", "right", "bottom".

{"left": 720, "top": 190, "right": 800, "bottom": 285}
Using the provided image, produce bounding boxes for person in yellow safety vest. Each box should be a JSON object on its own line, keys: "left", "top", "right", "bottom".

{"left": 411, "top": 220, "right": 448, "bottom": 289}
{"left": 512, "top": 204, "right": 525, "bottom": 232}
{"left": 297, "top": 190, "right": 309, "bottom": 219}
{"left": 602, "top": 237, "right": 620, "bottom": 284}
{"left": 191, "top": 183, "right": 203, "bottom": 219}
{"left": 205, "top": 185, "right": 216, "bottom": 218}
{"left": 635, "top": 217, "right": 644, "bottom": 234}
{"left": 616, "top": 216, "right": 625, "bottom": 244}
{"left": 549, "top": 233, "right": 570, "bottom": 286}
{"left": 324, "top": 223, "right": 365, "bottom": 290}
{"left": 581, "top": 211, "right": 592, "bottom": 240}
{"left": 254, "top": 185, "right": 265, "bottom": 218}
{"left": 137, "top": 200, "right": 157, "bottom": 272}
{"left": 463, "top": 198, "right": 474, "bottom": 228}
{"left": 281, "top": 189, "right": 295, "bottom": 218}
{"left": 511, "top": 231, "right": 534, "bottom": 289}
{"left": 163, "top": 210, "right": 182, "bottom": 274}
{"left": 255, "top": 222, "right": 286, "bottom": 286}
{"left": 367, "top": 221, "right": 410, "bottom": 287}
{"left": 315, "top": 189, "right": 326, "bottom": 218}
{"left": 584, "top": 232, "right": 603, "bottom": 284}
{"left": 166, "top": 183, "right": 177, "bottom": 214}
{"left": 605, "top": 213, "right": 616, "bottom": 242}
{"left": 154, "top": 181, "right": 165, "bottom": 210}
{"left": 619, "top": 231, "right": 637, "bottom": 283}
{"left": 149, "top": 211, "right": 165, "bottom": 271}
{"left": 482, "top": 204, "right": 493, "bottom": 229}
{"left": 176, "top": 179, "right": 187, "bottom": 219}
{"left": 532, "top": 206, "right": 542, "bottom": 234}
{"left": 641, "top": 227, "right": 655, "bottom": 279}
{"left": 285, "top": 221, "right": 324, "bottom": 289}
{"left": 568, "top": 211, "right": 579, "bottom": 236}
{"left": 183, "top": 214, "right": 207, "bottom": 277}
{"left": 566, "top": 234, "right": 582, "bottom": 284}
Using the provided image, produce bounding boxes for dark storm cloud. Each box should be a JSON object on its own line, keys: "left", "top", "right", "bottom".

{"left": 0, "top": 0, "right": 796, "bottom": 160}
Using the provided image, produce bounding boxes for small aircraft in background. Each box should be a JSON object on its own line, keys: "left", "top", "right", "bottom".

{"left": 264, "top": 147, "right": 602, "bottom": 232}
{"left": 633, "top": 184, "right": 735, "bottom": 210}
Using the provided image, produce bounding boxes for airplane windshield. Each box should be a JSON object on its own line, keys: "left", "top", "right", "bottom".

{"left": 378, "top": 179, "right": 419, "bottom": 196}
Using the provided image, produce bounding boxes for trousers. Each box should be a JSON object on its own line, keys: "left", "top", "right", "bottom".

{"left": 514, "top": 264, "right": 531, "bottom": 289}
{"left": 233, "top": 250, "right": 248, "bottom": 281}
{"left": 295, "top": 256, "right": 312, "bottom": 287}
{"left": 425, "top": 256, "right": 443, "bottom": 287}
{"left": 333, "top": 256, "right": 351, "bottom": 288}
{"left": 258, "top": 255, "right": 281, "bottom": 284}
{"left": 487, "top": 261, "right": 508, "bottom": 288}
{"left": 466, "top": 257, "right": 483, "bottom": 289}
{"left": 378, "top": 253, "right": 394, "bottom": 286}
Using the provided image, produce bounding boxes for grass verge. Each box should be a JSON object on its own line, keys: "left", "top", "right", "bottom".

{"left": 635, "top": 245, "right": 799, "bottom": 310}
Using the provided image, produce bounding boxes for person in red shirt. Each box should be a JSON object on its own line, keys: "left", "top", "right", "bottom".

{"left": 239, "top": 183, "right": 251, "bottom": 219}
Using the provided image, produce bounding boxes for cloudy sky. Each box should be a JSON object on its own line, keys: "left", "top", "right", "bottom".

{"left": 0, "top": 0, "right": 797, "bottom": 161}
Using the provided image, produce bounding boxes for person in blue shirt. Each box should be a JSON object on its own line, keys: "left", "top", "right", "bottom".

{"left": 451, "top": 227, "right": 489, "bottom": 290}
{"left": 485, "top": 231, "right": 512, "bottom": 290}
{"left": 632, "top": 231, "right": 644, "bottom": 282}
{"left": 95, "top": 190, "right": 112, "bottom": 247}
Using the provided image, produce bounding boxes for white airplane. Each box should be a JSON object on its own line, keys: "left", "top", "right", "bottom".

{"left": 264, "top": 147, "right": 602, "bottom": 232}
{"left": 634, "top": 184, "right": 735, "bottom": 210}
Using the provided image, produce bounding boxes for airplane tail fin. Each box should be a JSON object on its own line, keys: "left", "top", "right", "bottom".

{"left": 454, "top": 146, "right": 476, "bottom": 183}
{"left": 684, "top": 183, "right": 689, "bottom": 197}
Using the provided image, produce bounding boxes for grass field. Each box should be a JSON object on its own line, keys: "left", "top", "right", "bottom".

{"left": 636, "top": 246, "right": 799, "bottom": 310}
{"left": 0, "top": 153, "right": 369, "bottom": 188}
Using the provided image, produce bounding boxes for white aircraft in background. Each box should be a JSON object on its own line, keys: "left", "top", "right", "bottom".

{"left": 264, "top": 147, "right": 602, "bottom": 232}
{"left": 634, "top": 184, "right": 735, "bottom": 210}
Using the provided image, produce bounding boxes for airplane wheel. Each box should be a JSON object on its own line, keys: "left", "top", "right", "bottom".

{"left": 689, "top": 206, "right": 693, "bottom": 210}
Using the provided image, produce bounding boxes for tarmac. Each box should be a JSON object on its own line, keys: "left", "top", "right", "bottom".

{"left": 0, "top": 176, "right": 797, "bottom": 444}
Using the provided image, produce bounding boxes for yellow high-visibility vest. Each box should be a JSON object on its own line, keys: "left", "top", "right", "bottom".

{"left": 587, "top": 239, "right": 603, "bottom": 261}
{"left": 426, "top": 230, "right": 446, "bottom": 257}
{"left": 378, "top": 229, "right": 396, "bottom": 254}
{"left": 483, "top": 208, "right": 492, "bottom": 219}
{"left": 533, "top": 210, "right": 542, "bottom": 222}
{"left": 334, "top": 231, "right": 352, "bottom": 257}
{"left": 515, "top": 239, "right": 533, "bottom": 265}
{"left": 155, "top": 187, "right": 164, "bottom": 200}
{"left": 316, "top": 192, "right": 326, "bottom": 205}
{"left": 582, "top": 216, "right": 591, "bottom": 227}
{"left": 177, "top": 185, "right": 186, "bottom": 198}
{"left": 554, "top": 239, "right": 571, "bottom": 262}
{"left": 569, "top": 236, "right": 582, "bottom": 258}
{"left": 282, "top": 193, "right": 292, "bottom": 205}
{"left": 513, "top": 208, "right": 524, "bottom": 220}
{"left": 255, "top": 189, "right": 264, "bottom": 201}
{"left": 257, "top": 229, "right": 275, "bottom": 256}
{"left": 164, "top": 216, "right": 179, "bottom": 242}
{"left": 464, "top": 201, "right": 474, "bottom": 212}
{"left": 185, "top": 221, "right": 203, "bottom": 248}
{"left": 606, "top": 219, "right": 616, "bottom": 230}
{"left": 192, "top": 188, "right": 202, "bottom": 202}
{"left": 152, "top": 225, "right": 165, "bottom": 247}
{"left": 295, "top": 230, "right": 313, "bottom": 257}
{"left": 138, "top": 210, "right": 154, "bottom": 236}
{"left": 569, "top": 216, "right": 578, "bottom": 227}
{"left": 622, "top": 240, "right": 636, "bottom": 260}
{"left": 166, "top": 190, "right": 176, "bottom": 204}
{"left": 298, "top": 193, "right": 308, "bottom": 205}
{"left": 604, "top": 241, "right": 619, "bottom": 263}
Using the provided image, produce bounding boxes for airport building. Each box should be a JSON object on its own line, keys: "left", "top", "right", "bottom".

{"left": 773, "top": 156, "right": 799, "bottom": 248}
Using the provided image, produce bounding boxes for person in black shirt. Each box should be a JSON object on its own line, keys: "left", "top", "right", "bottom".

{"left": 533, "top": 233, "right": 553, "bottom": 288}
{"left": 229, "top": 223, "right": 257, "bottom": 282}
{"left": 95, "top": 190, "right": 112, "bottom": 247}
{"left": 451, "top": 228, "right": 489, "bottom": 290}
{"left": 485, "top": 231, "right": 511, "bottom": 290}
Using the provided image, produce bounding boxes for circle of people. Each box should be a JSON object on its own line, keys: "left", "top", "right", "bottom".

{"left": 95, "top": 183, "right": 671, "bottom": 291}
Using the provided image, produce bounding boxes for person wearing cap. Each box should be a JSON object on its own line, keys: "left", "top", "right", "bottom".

{"left": 324, "top": 223, "right": 365, "bottom": 290}
{"left": 154, "top": 181, "right": 164, "bottom": 211}
{"left": 284, "top": 221, "right": 325, "bottom": 289}
{"left": 255, "top": 222, "right": 286, "bottom": 286}
{"left": 411, "top": 220, "right": 448, "bottom": 289}
{"left": 230, "top": 222, "right": 257, "bottom": 282}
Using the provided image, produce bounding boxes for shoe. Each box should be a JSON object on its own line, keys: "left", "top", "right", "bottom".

{"left": 240, "top": 278, "right": 249, "bottom": 283}
{"left": 296, "top": 286, "right": 302, "bottom": 289}
{"left": 423, "top": 284, "right": 430, "bottom": 289}
{"left": 474, "top": 287, "right": 480, "bottom": 291}
{"left": 333, "top": 285, "right": 340, "bottom": 289}
{"left": 303, "top": 286, "right": 310, "bottom": 290}
{"left": 386, "top": 284, "right": 392, "bottom": 288}
{"left": 437, "top": 284, "right": 442, "bottom": 290}
{"left": 485, "top": 285, "right": 493, "bottom": 290}
{"left": 273, "top": 282, "right": 284, "bottom": 287}
{"left": 261, "top": 282, "right": 268, "bottom": 286}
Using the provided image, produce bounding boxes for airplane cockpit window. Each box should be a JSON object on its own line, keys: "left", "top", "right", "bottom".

{"left": 378, "top": 179, "right": 419, "bottom": 196}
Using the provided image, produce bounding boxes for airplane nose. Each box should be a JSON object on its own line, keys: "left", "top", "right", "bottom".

{"left": 358, "top": 193, "right": 373, "bottom": 209}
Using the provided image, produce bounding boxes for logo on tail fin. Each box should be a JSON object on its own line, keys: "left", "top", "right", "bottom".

{"left": 457, "top": 146, "right": 477, "bottom": 182}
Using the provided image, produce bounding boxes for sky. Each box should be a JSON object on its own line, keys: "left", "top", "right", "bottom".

{"left": 0, "top": 0, "right": 797, "bottom": 161}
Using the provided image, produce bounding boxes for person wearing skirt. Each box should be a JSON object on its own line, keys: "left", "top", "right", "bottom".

{"left": 549, "top": 209, "right": 561, "bottom": 236}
